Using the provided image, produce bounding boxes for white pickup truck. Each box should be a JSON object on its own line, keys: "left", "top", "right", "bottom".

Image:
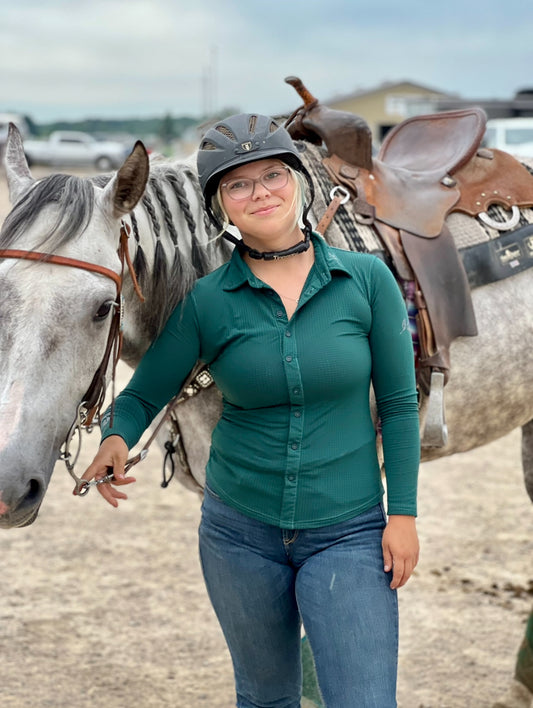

{"left": 483, "top": 118, "right": 533, "bottom": 158}
{"left": 23, "top": 130, "right": 130, "bottom": 170}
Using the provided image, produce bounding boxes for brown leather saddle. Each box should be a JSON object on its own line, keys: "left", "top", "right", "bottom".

{"left": 284, "top": 76, "right": 533, "bottom": 445}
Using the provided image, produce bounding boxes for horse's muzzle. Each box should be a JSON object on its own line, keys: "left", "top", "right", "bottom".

{"left": 0, "top": 478, "right": 44, "bottom": 528}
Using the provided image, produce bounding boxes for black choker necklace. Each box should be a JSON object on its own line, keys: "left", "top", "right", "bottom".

{"left": 226, "top": 226, "right": 312, "bottom": 261}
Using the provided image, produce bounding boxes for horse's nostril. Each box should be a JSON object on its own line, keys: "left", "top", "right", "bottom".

{"left": 0, "top": 476, "right": 45, "bottom": 527}
{"left": 23, "top": 478, "right": 44, "bottom": 508}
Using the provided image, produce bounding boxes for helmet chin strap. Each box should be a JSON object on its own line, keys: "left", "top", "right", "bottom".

{"left": 223, "top": 224, "right": 312, "bottom": 261}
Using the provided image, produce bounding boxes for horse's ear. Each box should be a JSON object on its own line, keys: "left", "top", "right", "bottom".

{"left": 4, "top": 123, "right": 35, "bottom": 204}
{"left": 99, "top": 141, "right": 150, "bottom": 218}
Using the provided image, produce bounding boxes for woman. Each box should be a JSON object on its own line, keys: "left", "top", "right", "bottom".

{"left": 80, "top": 113, "right": 420, "bottom": 707}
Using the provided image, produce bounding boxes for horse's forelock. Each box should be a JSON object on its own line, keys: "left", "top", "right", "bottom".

{"left": 0, "top": 173, "right": 97, "bottom": 252}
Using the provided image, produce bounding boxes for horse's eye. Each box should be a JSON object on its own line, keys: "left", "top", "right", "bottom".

{"left": 94, "top": 300, "right": 115, "bottom": 322}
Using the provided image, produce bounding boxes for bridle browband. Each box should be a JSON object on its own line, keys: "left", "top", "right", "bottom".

{"left": 0, "top": 220, "right": 145, "bottom": 494}
{"left": 0, "top": 249, "right": 122, "bottom": 289}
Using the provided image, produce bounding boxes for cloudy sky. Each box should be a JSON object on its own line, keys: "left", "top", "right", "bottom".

{"left": 2, "top": 0, "right": 532, "bottom": 123}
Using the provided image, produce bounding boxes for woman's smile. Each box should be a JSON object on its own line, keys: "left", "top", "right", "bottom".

{"left": 250, "top": 203, "right": 280, "bottom": 216}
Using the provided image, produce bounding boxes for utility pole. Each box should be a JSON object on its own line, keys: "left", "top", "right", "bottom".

{"left": 202, "top": 45, "right": 218, "bottom": 118}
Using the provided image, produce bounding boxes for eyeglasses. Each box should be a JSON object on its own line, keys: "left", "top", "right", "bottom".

{"left": 221, "top": 166, "right": 290, "bottom": 201}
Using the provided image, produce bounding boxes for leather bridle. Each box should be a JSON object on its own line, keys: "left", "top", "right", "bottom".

{"left": 0, "top": 220, "right": 144, "bottom": 494}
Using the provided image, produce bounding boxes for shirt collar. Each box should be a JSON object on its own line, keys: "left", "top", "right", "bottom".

{"left": 221, "top": 232, "right": 353, "bottom": 292}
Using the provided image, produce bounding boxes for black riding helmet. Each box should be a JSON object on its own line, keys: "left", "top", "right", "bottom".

{"left": 197, "top": 113, "right": 315, "bottom": 260}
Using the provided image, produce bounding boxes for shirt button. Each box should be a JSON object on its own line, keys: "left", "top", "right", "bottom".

{"left": 288, "top": 474, "right": 296, "bottom": 482}
{"left": 294, "top": 411, "right": 301, "bottom": 418}
{"left": 285, "top": 330, "right": 291, "bottom": 337}
{"left": 276, "top": 310, "right": 284, "bottom": 318}
{"left": 293, "top": 388, "right": 300, "bottom": 395}
{"left": 285, "top": 355, "right": 292, "bottom": 362}
{"left": 291, "top": 443, "right": 298, "bottom": 450}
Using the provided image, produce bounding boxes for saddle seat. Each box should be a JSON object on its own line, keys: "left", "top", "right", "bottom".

{"left": 378, "top": 108, "right": 487, "bottom": 175}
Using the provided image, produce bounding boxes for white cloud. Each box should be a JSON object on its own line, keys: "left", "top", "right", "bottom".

{"left": 1, "top": 0, "right": 532, "bottom": 122}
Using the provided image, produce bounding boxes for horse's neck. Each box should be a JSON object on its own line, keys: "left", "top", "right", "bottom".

{"left": 120, "top": 158, "right": 230, "bottom": 366}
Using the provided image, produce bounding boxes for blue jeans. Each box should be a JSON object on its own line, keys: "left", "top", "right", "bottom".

{"left": 199, "top": 486, "right": 398, "bottom": 708}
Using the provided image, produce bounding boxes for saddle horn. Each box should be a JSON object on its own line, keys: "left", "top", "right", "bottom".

{"left": 284, "top": 76, "right": 373, "bottom": 170}
{"left": 285, "top": 76, "right": 319, "bottom": 109}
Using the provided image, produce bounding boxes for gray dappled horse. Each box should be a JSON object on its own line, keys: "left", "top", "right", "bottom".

{"left": 0, "top": 123, "right": 533, "bottom": 707}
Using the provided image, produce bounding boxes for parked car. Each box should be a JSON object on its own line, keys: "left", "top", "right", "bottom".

{"left": 483, "top": 118, "right": 533, "bottom": 157}
{"left": 23, "top": 130, "right": 130, "bottom": 170}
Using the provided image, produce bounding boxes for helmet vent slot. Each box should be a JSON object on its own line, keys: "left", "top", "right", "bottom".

{"left": 215, "top": 125, "right": 236, "bottom": 140}
{"left": 200, "top": 139, "right": 218, "bottom": 150}
{"left": 268, "top": 120, "right": 279, "bottom": 133}
{"left": 248, "top": 115, "right": 257, "bottom": 133}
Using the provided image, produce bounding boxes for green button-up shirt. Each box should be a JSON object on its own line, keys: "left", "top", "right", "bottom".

{"left": 102, "top": 233, "right": 419, "bottom": 529}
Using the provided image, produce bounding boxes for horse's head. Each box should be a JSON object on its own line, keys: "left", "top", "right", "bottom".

{"left": 0, "top": 124, "right": 149, "bottom": 527}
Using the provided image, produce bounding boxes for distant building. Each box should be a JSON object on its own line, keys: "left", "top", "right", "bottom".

{"left": 432, "top": 88, "right": 533, "bottom": 121}
{"left": 325, "top": 80, "right": 456, "bottom": 143}
{"left": 324, "top": 81, "right": 533, "bottom": 144}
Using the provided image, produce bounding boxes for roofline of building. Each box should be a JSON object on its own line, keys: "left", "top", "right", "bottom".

{"left": 436, "top": 97, "right": 533, "bottom": 109}
{"left": 325, "top": 79, "right": 459, "bottom": 104}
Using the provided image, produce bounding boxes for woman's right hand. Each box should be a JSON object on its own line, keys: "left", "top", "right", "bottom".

{"left": 75, "top": 435, "right": 136, "bottom": 507}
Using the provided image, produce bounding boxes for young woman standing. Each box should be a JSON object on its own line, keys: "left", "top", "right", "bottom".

{"left": 81, "top": 113, "right": 420, "bottom": 707}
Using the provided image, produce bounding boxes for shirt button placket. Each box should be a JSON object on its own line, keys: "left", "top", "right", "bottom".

{"left": 280, "top": 325, "right": 303, "bottom": 527}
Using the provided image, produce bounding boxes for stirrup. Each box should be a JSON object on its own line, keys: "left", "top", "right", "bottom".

{"left": 421, "top": 370, "right": 449, "bottom": 447}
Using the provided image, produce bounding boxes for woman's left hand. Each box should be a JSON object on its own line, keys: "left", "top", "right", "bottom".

{"left": 382, "top": 515, "right": 420, "bottom": 589}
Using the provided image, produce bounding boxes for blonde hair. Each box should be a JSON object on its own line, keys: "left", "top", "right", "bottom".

{"left": 210, "top": 164, "right": 308, "bottom": 239}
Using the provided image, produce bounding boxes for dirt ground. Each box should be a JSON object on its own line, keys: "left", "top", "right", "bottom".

{"left": 1, "top": 166, "right": 532, "bottom": 707}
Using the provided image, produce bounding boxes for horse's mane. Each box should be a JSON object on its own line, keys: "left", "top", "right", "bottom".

{"left": 0, "top": 173, "right": 97, "bottom": 251}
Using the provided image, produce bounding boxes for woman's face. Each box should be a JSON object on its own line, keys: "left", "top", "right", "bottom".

{"left": 219, "top": 158, "right": 300, "bottom": 249}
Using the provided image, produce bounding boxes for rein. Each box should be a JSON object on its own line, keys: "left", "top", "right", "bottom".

{"left": 0, "top": 220, "right": 145, "bottom": 495}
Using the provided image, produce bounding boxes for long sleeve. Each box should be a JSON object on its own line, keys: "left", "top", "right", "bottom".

{"left": 368, "top": 258, "right": 420, "bottom": 516}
